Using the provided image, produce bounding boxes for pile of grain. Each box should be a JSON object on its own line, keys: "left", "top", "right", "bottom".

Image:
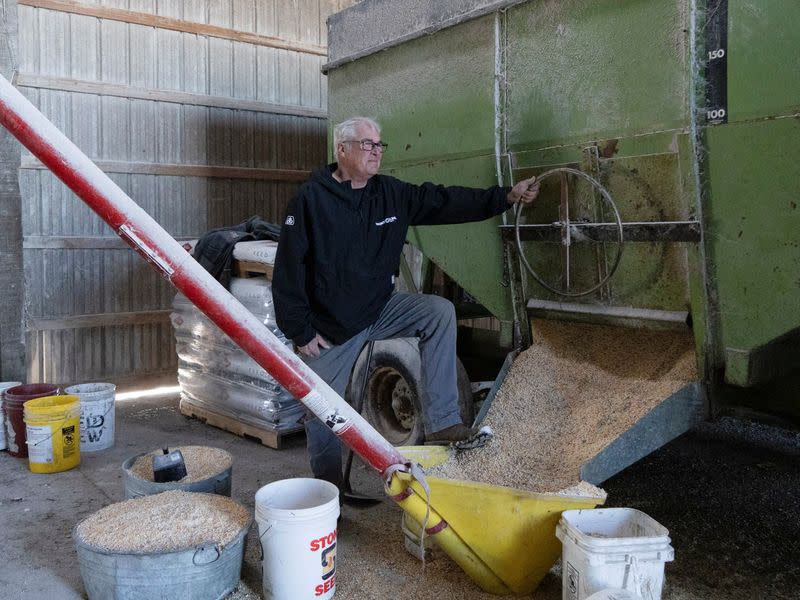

{"left": 128, "top": 446, "right": 233, "bottom": 483}
{"left": 431, "top": 320, "right": 696, "bottom": 494}
{"left": 75, "top": 490, "right": 250, "bottom": 553}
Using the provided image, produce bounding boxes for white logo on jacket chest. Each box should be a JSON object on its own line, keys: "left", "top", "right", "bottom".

{"left": 375, "top": 216, "right": 397, "bottom": 226}
{"left": 285, "top": 215, "right": 295, "bottom": 225}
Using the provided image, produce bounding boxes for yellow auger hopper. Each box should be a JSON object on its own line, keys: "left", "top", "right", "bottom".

{"left": 392, "top": 447, "right": 603, "bottom": 594}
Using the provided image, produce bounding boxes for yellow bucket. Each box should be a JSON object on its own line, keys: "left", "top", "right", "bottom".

{"left": 23, "top": 394, "right": 81, "bottom": 473}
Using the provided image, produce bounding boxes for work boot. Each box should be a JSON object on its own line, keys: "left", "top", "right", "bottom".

{"left": 425, "top": 423, "right": 477, "bottom": 445}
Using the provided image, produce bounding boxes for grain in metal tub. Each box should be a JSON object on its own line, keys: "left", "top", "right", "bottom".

{"left": 122, "top": 445, "right": 233, "bottom": 498}
{"left": 74, "top": 490, "right": 251, "bottom": 600}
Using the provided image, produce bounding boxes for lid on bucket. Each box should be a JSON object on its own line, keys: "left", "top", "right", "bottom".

{"left": 586, "top": 589, "right": 643, "bottom": 600}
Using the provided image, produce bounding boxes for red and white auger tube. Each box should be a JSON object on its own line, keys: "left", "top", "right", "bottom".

{"left": 0, "top": 73, "right": 408, "bottom": 480}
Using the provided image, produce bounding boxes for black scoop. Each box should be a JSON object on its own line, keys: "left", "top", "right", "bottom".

{"left": 153, "top": 447, "right": 187, "bottom": 483}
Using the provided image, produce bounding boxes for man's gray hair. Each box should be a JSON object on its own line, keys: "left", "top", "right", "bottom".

{"left": 333, "top": 117, "right": 381, "bottom": 147}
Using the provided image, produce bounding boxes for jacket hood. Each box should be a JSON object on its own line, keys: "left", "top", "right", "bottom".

{"left": 310, "top": 163, "right": 377, "bottom": 208}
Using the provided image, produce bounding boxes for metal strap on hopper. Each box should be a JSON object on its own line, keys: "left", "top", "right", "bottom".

{"left": 527, "top": 299, "right": 690, "bottom": 327}
{"left": 500, "top": 220, "right": 702, "bottom": 243}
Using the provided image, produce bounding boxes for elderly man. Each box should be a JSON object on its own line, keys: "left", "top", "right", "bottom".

{"left": 273, "top": 116, "right": 539, "bottom": 487}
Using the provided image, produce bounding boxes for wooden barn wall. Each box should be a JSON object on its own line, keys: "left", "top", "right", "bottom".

{"left": 14, "top": 0, "right": 352, "bottom": 385}
{"left": 0, "top": 0, "right": 25, "bottom": 381}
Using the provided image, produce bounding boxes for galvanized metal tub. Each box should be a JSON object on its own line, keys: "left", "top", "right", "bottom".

{"left": 74, "top": 511, "right": 251, "bottom": 600}
{"left": 122, "top": 450, "right": 233, "bottom": 499}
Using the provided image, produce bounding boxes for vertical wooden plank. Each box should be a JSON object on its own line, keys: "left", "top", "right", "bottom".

{"left": 95, "top": 325, "right": 104, "bottom": 380}
{"left": 320, "top": 63, "right": 329, "bottom": 109}
{"left": 254, "top": 0, "right": 277, "bottom": 102}
{"left": 155, "top": 0, "right": 182, "bottom": 18}
{"left": 131, "top": 322, "right": 142, "bottom": 375}
{"left": 183, "top": 176, "right": 208, "bottom": 236}
{"left": 256, "top": 46, "right": 279, "bottom": 104}
{"left": 183, "top": 105, "right": 208, "bottom": 164}
{"left": 298, "top": 0, "right": 318, "bottom": 43}
{"left": 31, "top": 330, "right": 43, "bottom": 383}
{"left": 233, "top": 41, "right": 257, "bottom": 100}
{"left": 19, "top": 169, "right": 40, "bottom": 237}
{"left": 299, "top": 53, "right": 321, "bottom": 108}
{"left": 277, "top": 0, "right": 300, "bottom": 40}
{"left": 70, "top": 92, "right": 100, "bottom": 161}
{"left": 208, "top": 0, "right": 233, "bottom": 114}
{"left": 255, "top": 0, "right": 277, "bottom": 36}
{"left": 61, "top": 249, "right": 74, "bottom": 319}
{"left": 277, "top": 49, "right": 301, "bottom": 106}
{"left": 38, "top": 89, "right": 70, "bottom": 137}
{"left": 209, "top": 36, "right": 233, "bottom": 97}
{"left": 319, "top": 0, "right": 331, "bottom": 46}
{"left": 99, "top": 19, "right": 128, "bottom": 84}
{"left": 71, "top": 249, "right": 84, "bottom": 316}
{"left": 130, "top": 99, "right": 157, "bottom": 163}
{"left": 276, "top": 0, "right": 301, "bottom": 107}
{"left": 232, "top": 0, "right": 256, "bottom": 33}
{"left": 101, "top": 97, "right": 130, "bottom": 161}
{"left": 38, "top": 169, "right": 60, "bottom": 239}
{"left": 183, "top": 0, "right": 208, "bottom": 95}
{"left": 162, "top": 175, "right": 184, "bottom": 236}
{"left": 42, "top": 249, "right": 58, "bottom": 325}
{"left": 156, "top": 31, "right": 183, "bottom": 91}
{"left": 22, "top": 248, "right": 40, "bottom": 317}
{"left": 18, "top": 6, "right": 40, "bottom": 73}
{"left": 183, "top": 0, "right": 207, "bottom": 23}
{"left": 157, "top": 104, "right": 183, "bottom": 163}
{"left": 206, "top": 180, "right": 221, "bottom": 227}
{"left": 183, "top": 35, "right": 208, "bottom": 94}
{"left": 39, "top": 9, "right": 71, "bottom": 76}
{"left": 207, "top": 107, "right": 232, "bottom": 166}
{"left": 69, "top": 15, "right": 98, "bottom": 80}
{"left": 210, "top": 0, "right": 233, "bottom": 29}
{"left": 129, "top": 23, "right": 156, "bottom": 88}
{"left": 127, "top": 0, "right": 153, "bottom": 15}
{"left": 231, "top": 110, "right": 255, "bottom": 168}
{"left": 253, "top": 112, "right": 277, "bottom": 169}
{"left": 130, "top": 174, "right": 157, "bottom": 230}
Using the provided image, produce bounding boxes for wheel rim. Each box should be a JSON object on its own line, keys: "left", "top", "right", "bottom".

{"left": 368, "top": 366, "right": 418, "bottom": 444}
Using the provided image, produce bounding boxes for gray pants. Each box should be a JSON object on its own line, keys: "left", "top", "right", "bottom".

{"left": 301, "top": 292, "right": 462, "bottom": 487}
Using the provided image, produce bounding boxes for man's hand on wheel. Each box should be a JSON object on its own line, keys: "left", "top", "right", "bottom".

{"left": 299, "top": 333, "right": 332, "bottom": 357}
{"left": 507, "top": 175, "right": 541, "bottom": 205}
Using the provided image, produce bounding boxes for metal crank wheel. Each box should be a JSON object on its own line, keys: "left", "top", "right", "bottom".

{"left": 513, "top": 167, "right": 624, "bottom": 297}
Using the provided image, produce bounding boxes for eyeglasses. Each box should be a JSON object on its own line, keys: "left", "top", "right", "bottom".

{"left": 341, "top": 139, "right": 388, "bottom": 153}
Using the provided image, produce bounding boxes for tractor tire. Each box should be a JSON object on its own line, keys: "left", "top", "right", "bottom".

{"left": 347, "top": 338, "right": 474, "bottom": 446}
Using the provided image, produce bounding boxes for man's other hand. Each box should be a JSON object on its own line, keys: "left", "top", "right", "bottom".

{"left": 299, "top": 333, "right": 332, "bottom": 357}
{"left": 507, "top": 175, "right": 540, "bottom": 205}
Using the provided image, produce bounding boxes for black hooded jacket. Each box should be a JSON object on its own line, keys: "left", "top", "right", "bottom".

{"left": 273, "top": 164, "right": 511, "bottom": 347}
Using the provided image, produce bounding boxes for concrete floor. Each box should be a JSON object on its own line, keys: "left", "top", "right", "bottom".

{"left": 1, "top": 391, "right": 798, "bottom": 599}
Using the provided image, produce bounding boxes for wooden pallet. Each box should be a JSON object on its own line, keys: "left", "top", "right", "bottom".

{"left": 233, "top": 259, "right": 273, "bottom": 279}
{"left": 180, "top": 399, "right": 303, "bottom": 450}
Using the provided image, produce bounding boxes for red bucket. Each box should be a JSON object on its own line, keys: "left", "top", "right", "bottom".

{"left": 3, "top": 384, "right": 59, "bottom": 457}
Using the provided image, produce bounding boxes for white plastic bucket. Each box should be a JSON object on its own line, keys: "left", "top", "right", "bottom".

{"left": 64, "top": 383, "right": 116, "bottom": 451}
{"left": 556, "top": 508, "right": 674, "bottom": 600}
{"left": 0, "top": 382, "right": 23, "bottom": 451}
{"left": 255, "top": 478, "right": 340, "bottom": 600}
